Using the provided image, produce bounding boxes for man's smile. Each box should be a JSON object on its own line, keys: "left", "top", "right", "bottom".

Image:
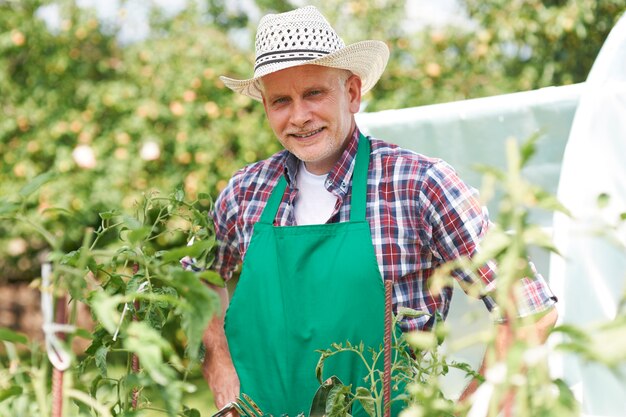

{"left": 289, "top": 127, "right": 325, "bottom": 139}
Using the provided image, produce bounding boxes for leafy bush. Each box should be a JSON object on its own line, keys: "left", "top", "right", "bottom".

{"left": 1, "top": 186, "right": 220, "bottom": 416}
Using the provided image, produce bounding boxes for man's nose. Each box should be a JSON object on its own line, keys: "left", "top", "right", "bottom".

{"left": 290, "top": 100, "right": 311, "bottom": 127}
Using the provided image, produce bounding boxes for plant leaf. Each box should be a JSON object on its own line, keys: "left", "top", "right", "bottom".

{"left": 99, "top": 210, "right": 120, "bottom": 220}
{"left": 170, "top": 270, "right": 219, "bottom": 360}
{"left": 0, "top": 201, "right": 19, "bottom": 215}
{"left": 95, "top": 345, "right": 109, "bottom": 376}
{"left": 18, "top": 171, "right": 56, "bottom": 197}
{"left": 175, "top": 187, "right": 185, "bottom": 202}
{"left": 182, "top": 407, "right": 202, "bottom": 417}
{"left": 122, "top": 215, "right": 143, "bottom": 230}
{"left": 198, "top": 270, "right": 225, "bottom": 287}
{"left": 161, "top": 238, "right": 215, "bottom": 263}
{"left": 355, "top": 387, "right": 376, "bottom": 417}
{"left": 124, "top": 321, "right": 176, "bottom": 385}
{"left": 597, "top": 193, "right": 610, "bottom": 209}
{"left": 396, "top": 307, "right": 430, "bottom": 319}
{"left": 405, "top": 331, "right": 437, "bottom": 351}
{"left": 89, "top": 292, "right": 124, "bottom": 335}
{"left": 127, "top": 226, "right": 152, "bottom": 245}
{"left": 519, "top": 131, "right": 541, "bottom": 167}
{"left": 0, "top": 328, "right": 28, "bottom": 344}
{"left": 74, "top": 328, "right": 94, "bottom": 340}
{"left": 326, "top": 383, "right": 352, "bottom": 417}
{"left": 0, "top": 386, "right": 23, "bottom": 403}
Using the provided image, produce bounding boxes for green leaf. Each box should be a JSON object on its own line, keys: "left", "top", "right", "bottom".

{"left": 89, "top": 375, "right": 103, "bottom": 398}
{"left": 551, "top": 324, "right": 591, "bottom": 342}
{"left": 161, "top": 238, "right": 215, "bottom": 263}
{"left": 0, "top": 201, "right": 19, "bottom": 215}
{"left": 0, "top": 386, "right": 23, "bottom": 403}
{"left": 396, "top": 307, "right": 430, "bottom": 319}
{"left": 519, "top": 131, "right": 541, "bottom": 167}
{"left": 0, "top": 327, "right": 28, "bottom": 344}
{"left": 315, "top": 353, "right": 326, "bottom": 385}
{"left": 405, "top": 331, "right": 437, "bottom": 351}
{"left": 355, "top": 387, "right": 375, "bottom": 417}
{"left": 522, "top": 226, "right": 560, "bottom": 253}
{"left": 60, "top": 249, "right": 81, "bottom": 266}
{"left": 198, "top": 270, "right": 225, "bottom": 287}
{"left": 554, "top": 378, "right": 578, "bottom": 411}
{"left": 18, "top": 171, "right": 56, "bottom": 197}
{"left": 127, "top": 226, "right": 152, "bottom": 245}
{"left": 86, "top": 257, "right": 99, "bottom": 276}
{"left": 159, "top": 380, "right": 185, "bottom": 417}
{"left": 182, "top": 406, "right": 202, "bottom": 417}
{"left": 533, "top": 188, "right": 571, "bottom": 216}
{"left": 74, "top": 328, "right": 94, "bottom": 340}
{"left": 89, "top": 292, "right": 124, "bottom": 335}
{"left": 175, "top": 187, "right": 185, "bottom": 202}
{"left": 95, "top": 345, "right": 109, "bottom": 376}
{"left": 170, "top": 270, "right": 219, "bottom": 360}
{"left": 326, "top": 383, "right": 352, "bottom": 417}
{"left": 473, "top": 227, "right": 511, "bottom": 262}
{"left": 597, "top": 193, "right": 610, "bottom": 209}
{"left": 124, "top": 321, "right": 177, "bottom": 385}
{"left": 122, "top": 215, "right": 143, "bottom": 230}
{"left": 98, "top": 210, "right": 118, "bottom": 220}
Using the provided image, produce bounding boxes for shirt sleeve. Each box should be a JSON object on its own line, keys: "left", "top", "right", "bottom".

{"left": 420, "top": 160, "right": 556, "bottom": 318}
{"left": 210, "top": 171, "right": 245, "bottom": 281}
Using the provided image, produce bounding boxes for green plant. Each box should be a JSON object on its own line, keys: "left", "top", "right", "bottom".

{"left": 314, "top": 309, "right": 478, "bottom": 417}
{"left": 1, "top": 177, "right": 221, "bottom": 417}
{"left": 316, "top": 135, "right": 626, "bottom": 417}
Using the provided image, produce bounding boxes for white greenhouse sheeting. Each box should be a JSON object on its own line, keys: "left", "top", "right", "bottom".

{"left": 355, "top": 15, "right": 626, "bottom": 415}
{"left": 549, "top": 14, "right": 626, "bottom": 417}
{"left": 357, "top": 82, "right": 581, "bottom": 402}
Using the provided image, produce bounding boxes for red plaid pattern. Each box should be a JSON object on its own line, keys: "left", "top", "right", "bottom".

{"left": 207, "top": 128, "right": 556, "bottom": 331}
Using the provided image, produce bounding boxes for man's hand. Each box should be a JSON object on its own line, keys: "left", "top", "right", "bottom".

{"left": 203, "top": 285, "right": 240, "bottom": 411}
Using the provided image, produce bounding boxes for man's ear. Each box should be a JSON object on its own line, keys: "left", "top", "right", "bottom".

{"left": 346, "top": 74, "right": 362, "bottom": 114}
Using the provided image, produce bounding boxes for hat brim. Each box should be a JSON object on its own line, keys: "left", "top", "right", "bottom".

{"left": 220, "top": 40, "right": 389, "bottom": 102}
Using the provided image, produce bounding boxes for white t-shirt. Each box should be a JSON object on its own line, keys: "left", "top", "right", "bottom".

{"left": 294, "top": 162, "right": 337, "bottom": 225}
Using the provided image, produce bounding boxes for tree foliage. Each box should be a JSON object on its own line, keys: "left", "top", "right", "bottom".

{"left": 1, "top": 0, "right": 624, "bottom": 281}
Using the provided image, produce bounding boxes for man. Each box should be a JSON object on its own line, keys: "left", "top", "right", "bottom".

{"left": 200, "top": 6, "right": 558, "bottom": 416}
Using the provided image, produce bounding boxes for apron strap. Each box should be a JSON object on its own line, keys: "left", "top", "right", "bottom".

{"left": 350, "top": 133, "right": 370, "bottom": 222}
{"left": 259, "top": 175, "right": 288, "bottom": 225}
{"left": 259, "top": 133, "right": 371, "bottom": 225}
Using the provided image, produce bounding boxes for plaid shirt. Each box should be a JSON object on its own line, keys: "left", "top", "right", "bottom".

{"left": 206, "top": 128, "right": 556, "bottom": 331}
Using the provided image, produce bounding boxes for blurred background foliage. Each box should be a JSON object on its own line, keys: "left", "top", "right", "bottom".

{"left": 1, "top": 0, "right": 624, "bottom": 282}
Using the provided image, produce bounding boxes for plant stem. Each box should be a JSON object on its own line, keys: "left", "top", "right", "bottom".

{"left": 67, "top": 389, "right": 113, "bottom": 417}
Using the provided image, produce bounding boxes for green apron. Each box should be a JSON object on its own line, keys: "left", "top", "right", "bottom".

{"left": 224, "top": 135, "right": 400, "bottom": 416}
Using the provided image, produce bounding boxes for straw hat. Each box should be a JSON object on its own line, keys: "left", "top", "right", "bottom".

{"left": 220, "top": 6, "right": 390, "bottom": 102}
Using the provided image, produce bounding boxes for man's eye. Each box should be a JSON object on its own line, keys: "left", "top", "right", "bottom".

{"left": 273, "top": 97, "right": 288, "bottom": 105}
{"left": 307, "top": 90, "right": 322, "bottom": 97}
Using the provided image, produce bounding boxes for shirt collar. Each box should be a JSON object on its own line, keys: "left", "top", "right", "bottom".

{"left": 283, "top": 127, "right": 361, "bottom": 196}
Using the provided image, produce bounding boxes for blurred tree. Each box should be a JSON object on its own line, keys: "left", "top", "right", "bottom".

{"left": 367, "top": 0, "right": 626, "bottom": 110}
{"left": 0, "top": 0, "right": 624, "bottom": 281}
{"left": 0, "top": 0, "right": 278, "bottom": 281}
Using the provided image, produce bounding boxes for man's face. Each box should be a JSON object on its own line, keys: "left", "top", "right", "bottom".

{"left": 261, "top": 65, "right": 362, "bottom": 175}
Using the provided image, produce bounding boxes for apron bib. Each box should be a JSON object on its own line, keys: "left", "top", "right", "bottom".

{"left": 225, "top": 135, "right": 401, "bottom": 416}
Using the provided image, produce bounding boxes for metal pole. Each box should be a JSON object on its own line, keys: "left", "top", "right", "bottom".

{"left": 383, "top": 279, "right": 393, "bottom": 417}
